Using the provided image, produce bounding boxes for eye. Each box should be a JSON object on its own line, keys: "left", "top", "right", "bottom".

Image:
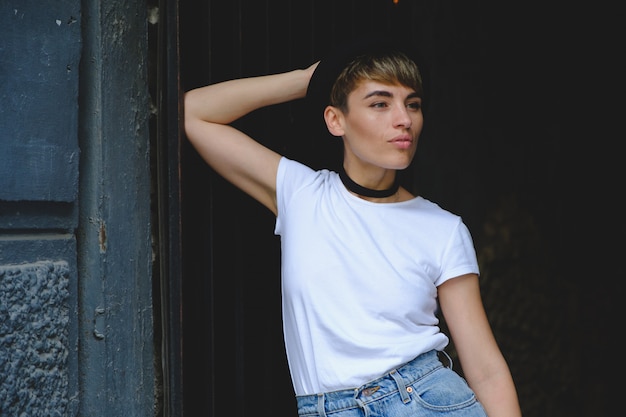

{"left": 370, "top": 101, "right": 388, "bottom": 109}
{"left": 407, "top": 101, "right": 422, "bottom": 111}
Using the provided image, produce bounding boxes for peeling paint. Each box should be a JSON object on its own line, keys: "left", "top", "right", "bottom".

{"left": 93, "top": 307, "right": 106, "bottom": 340}
{"left": 147, "top": 7, "right": 158, "bottom": 25}
{"left": 98, "top": 220, "right": 107, "bottom": 253}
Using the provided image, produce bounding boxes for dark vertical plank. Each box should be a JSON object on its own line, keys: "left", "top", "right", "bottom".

{"left": 77, "top": 0, "right": 155, "bottom": 415}
{"left": 153, "top": 0, "right": 185, "bottom": 415}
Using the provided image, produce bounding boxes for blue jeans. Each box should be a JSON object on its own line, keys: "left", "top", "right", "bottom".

{"left": 296, "top": 350, "right": 487, "bottom": 417}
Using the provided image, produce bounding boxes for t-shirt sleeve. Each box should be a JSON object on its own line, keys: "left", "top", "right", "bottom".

{"left": 435, "top": 219, "right": 480, "bottom": 286}
{"left": 274, "top": 157, "right": 316, "bottom": 236}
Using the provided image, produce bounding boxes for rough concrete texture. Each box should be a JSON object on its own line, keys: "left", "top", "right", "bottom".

{"left": 0, "top": 261, "right": 70, "bottom": 417}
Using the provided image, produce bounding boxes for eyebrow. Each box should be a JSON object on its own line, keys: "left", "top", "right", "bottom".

{"left": 363, "top": 90, "right": 421, "bottom": 100}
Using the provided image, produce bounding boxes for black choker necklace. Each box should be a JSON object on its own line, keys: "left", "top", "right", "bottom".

{"left": 339, "top": 167, "right": 399, "bottom": 198}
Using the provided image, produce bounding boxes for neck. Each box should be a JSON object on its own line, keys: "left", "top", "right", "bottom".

{"left": 339, "top": 167, "right": 399, "bottom": 199}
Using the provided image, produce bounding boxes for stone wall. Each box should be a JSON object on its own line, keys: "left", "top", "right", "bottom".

{"left": 0, "top": 261, "right": 74, "bottom": 416}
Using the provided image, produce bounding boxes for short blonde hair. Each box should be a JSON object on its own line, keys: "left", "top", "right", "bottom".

{"left": 330, "top": 50, "right": 423, "bottom": 112}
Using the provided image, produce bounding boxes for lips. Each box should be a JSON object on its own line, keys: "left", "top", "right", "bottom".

{"left": 390, "top": 135, "right": 413, "bottom": 149}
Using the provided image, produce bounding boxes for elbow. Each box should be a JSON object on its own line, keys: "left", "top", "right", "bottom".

{"left": 182, "top": 90, "right": 195, "bottom": 121}
{"left": 182, "top": 90, "right": 198, "bottom": 139}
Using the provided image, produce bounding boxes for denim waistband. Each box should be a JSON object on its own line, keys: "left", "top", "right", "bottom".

{"left": 296, "top": 350, "right": 448, "bottom": 415}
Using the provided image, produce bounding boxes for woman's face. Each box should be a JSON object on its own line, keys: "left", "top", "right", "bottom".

{"left": 335, "top": 80, "right": 423, "bottom": 173}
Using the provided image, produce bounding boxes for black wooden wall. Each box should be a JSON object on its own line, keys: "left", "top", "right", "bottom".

{"left": 174, "top": 1, "right": 612, "bottom": 417}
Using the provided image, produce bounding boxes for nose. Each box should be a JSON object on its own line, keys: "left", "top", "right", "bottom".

{"left": 394, "top": 105, "right": 412, "bottom": 129}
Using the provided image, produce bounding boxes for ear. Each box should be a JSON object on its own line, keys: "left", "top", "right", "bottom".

{"left": 323, "top": 106, "right": 345, "bottom": 137}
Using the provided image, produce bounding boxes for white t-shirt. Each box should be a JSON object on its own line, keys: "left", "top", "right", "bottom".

{"left": 274, "top": 157, "right": 479, "bottom": 396}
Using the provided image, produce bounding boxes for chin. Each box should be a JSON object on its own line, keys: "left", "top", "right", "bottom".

{"left": 391, "top": 157, "right": 414, "bottom": 170}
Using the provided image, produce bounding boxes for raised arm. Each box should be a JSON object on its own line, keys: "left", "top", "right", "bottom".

{"left": 183, "top": 63, "right": 318, "bottom": 215}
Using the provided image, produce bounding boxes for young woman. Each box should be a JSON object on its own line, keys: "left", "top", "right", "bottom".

{"left": 184, "top": 38, "right": 522, "bottom": 417}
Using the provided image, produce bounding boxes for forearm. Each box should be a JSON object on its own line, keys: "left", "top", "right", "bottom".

{"left": 468, "top": 365, "right": 522, "bottom": 417}
{"left": 184, "top": 65, "right": 315, "bottom": 125}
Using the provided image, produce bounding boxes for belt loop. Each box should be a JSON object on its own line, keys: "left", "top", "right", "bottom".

{"left": 316, "top": 393, "right": 327, "bottom": 417}
{"left": 440, "top": 350, "right": 454, "bottom": 370}
{"left": 390, "top": 369, "right": 411, "bottom": 404}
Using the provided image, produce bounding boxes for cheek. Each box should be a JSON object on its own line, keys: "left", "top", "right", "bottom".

{"left": 348, "top": 114, "right": 383, "bottom": 140}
